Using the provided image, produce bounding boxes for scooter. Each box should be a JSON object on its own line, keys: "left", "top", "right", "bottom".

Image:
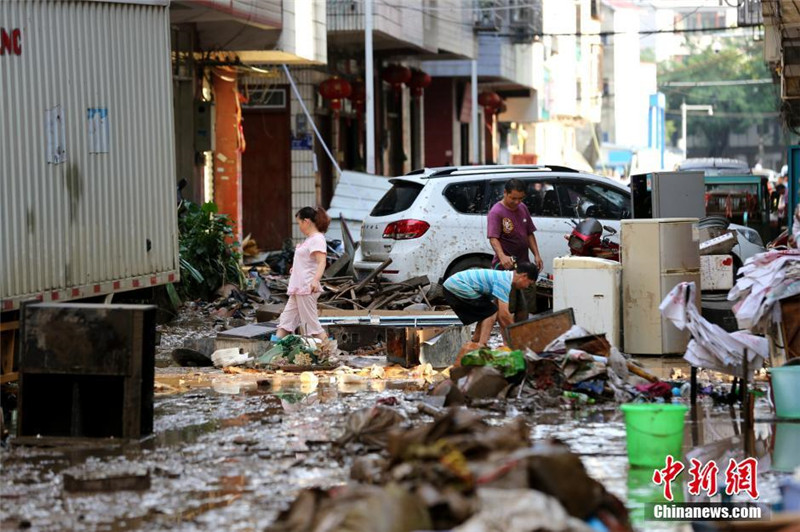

{"left": 565, "top": 217, "right": 620, "bottom": 261}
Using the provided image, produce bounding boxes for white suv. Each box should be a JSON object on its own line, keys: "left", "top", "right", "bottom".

{"left": 353, "top": 165, "right": 763, "bottom": 284}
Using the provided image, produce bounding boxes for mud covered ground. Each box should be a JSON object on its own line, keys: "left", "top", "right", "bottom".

{"left": 0, "top": 307, "right": 794, "bottom": 531}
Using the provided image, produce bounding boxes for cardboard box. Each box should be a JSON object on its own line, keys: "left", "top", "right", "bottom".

{"left": 700, "top": 255, "right": 734, "bottom": 291}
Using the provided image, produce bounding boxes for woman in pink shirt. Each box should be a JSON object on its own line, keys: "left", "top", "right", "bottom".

{"left": 276, "top": 207, "right": 330, "bottom": 340}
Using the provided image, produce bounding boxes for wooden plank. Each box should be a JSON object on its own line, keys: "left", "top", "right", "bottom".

{"left": 367, "top": 291, "right": 403, "bottom": 311}
{"left": 0, "top": 372, "right": 18, "bottom": 384}
{"left": 324, "top": 251, "right": 351, "bottom": 278}
{"left": 506, "top": 308, "right": 575, "bottom": 353}
{"left": 0, "top": 321, "right": 20, "bottom": 332}
{"left": 418, "top": 287, "right": 432, "bottom": 309}
{"left": 397, "top": 275, "right": 430, "bottom": 289}
{"left": 352, "top": 258, "right": 393, "bottom": 293}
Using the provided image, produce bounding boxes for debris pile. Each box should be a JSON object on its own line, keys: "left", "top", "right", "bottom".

{"left": 727, "top": 248, "right": 800, "bottom": 331}
{"left": 257, "top": 335, "right": 338, "bottom": 368}
{"left": 430, "top": 326, "right": 661, "bottom": 408}
{"left": 660, "top": 281, "right": 767, "bottom": 377}
{"left": 268, "top": 407, "right": 632, "bottom": 532}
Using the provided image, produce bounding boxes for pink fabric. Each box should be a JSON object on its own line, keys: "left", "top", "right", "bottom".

{"left": 287, "top": 233, "right": 326, "bottom": 295}
{"left": 278, "top": 293, "right": 324, "bottom": 336}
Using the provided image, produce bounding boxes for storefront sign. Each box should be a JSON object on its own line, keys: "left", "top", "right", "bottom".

{"left": 1, "top": 28, "right": 22, "bottom": 56}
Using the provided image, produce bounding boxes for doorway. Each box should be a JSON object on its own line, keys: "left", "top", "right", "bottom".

{"left": 242, "top": 104, "right": 291, "bottom": 251}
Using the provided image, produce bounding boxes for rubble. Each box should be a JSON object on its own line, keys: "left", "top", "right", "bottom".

{"left": 272, "top": 407, "right": 633, "bottom": 532}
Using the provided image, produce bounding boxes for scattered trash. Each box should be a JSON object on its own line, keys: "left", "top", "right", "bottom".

{"left": 728, "top": 249, "right": 800, "bottom": 332}
{"left": 661, "top": 281, "right": 767, "bottom": 377}
{"left": 211, "top": 347, "right": 251, "bottom": 368}
{"left": 460, "top": 347, "right": 526, "bottom": 377}
{"left": 283, "top": 408, "right": 633, "bottom": 531}
{"left": 256, "top": 334, "right": 339, "bottom": 369}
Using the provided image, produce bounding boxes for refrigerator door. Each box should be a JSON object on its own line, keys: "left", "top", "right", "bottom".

{"left": 658, "top": 218, "right": 700, "bottom": 272}
{"left": 621, "top": 220, "right": 662, "bottom": 354}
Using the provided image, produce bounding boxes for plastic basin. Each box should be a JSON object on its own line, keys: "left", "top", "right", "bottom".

{"left": 621, "top": 403, "right": 688, "bottom": 468}
{"left": 772, "top": 422, "right": 800, "bottom": 473}
{"left": 769, "top": 366, "right": 800, "bottom": 419}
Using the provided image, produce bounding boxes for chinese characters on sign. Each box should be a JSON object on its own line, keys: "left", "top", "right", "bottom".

{"left": 652, "top": 456, "right": 760, "bottom": 502}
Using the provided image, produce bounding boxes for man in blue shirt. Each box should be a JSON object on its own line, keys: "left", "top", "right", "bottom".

{"left": 443, "top": 263, "right": 538, "bottom": 346}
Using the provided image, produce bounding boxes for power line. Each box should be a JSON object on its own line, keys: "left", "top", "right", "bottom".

{"left": 662, "top": 79, "right": 774, "bottom": 87}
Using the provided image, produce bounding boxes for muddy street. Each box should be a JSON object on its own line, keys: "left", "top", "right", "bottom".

{"left": 1, "top": 304, "right": 795, "bottom": 532}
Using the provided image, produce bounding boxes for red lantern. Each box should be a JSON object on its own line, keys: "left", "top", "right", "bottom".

{"left": 478, "top": 91, "right": 502, "bottom": 116}
{"left": 408, "top": 69, "right": 432, "bottom": 98}
{"left": 381, "top": 64, "right": 412, "bottom": 93}
{"left": 318, "top": 76, "right": 352, "bottom": 116}
{"left": 347, "top": 79, "right": 366, "bottom": 109}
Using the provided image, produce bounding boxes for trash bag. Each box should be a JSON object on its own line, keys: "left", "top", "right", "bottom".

{"left": 460, "top": 348, "right": 525, "bottom": 377}
{"left": 452, "top": 488, "right": 593, "bottom": 532}
{"left": 337, "top": 405, "right": 407, "bottom": 448}
{"left": 265, "top": 484, "right": 432, "bottom": 532}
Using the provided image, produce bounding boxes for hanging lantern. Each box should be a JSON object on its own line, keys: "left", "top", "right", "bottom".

{"left": 478, "top": 91, "right": 502, "bottom": 117}
{"left": 381, "top": 64, "right": 412, "bottom": 94}
{"left": 408, "top": 69, "right": 432, "bottom": 99}
{"left": 318, "top": 76, "right": 352, "bottom": 117}
{"left": 347, "top": 79, "right": 366, "bottom": 110}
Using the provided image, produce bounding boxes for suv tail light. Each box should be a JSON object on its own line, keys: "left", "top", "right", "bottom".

{"left": 382, "top": 219, "right": 430, "bottom": 240}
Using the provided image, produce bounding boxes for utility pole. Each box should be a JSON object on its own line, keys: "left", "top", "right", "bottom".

{"left": 471, "top": 60, "right": 478, "bottom": 164}
{"left": 365, "top": 0, "right": 375, "bottom": 174}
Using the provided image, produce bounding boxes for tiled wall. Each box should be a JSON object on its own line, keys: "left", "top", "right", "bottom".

{"left": 286, "top": 68, "right": 327, "bottom": 241}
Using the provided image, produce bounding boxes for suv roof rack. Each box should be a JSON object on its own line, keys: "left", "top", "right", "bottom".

{"left": 417, "top": 164, "right": 580, "bottom": 178}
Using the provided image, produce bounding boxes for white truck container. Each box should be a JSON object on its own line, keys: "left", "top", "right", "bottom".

{"left": 1, "top": 0, "right": 178, "bottom": 311}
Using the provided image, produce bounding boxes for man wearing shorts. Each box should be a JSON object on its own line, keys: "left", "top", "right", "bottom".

{"left": 443, "top": 263, "right": 538, "bottom": 346}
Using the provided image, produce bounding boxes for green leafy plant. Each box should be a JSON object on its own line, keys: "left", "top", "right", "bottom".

{"left": 177, "top": 201, "right": 244, "bottom": 300}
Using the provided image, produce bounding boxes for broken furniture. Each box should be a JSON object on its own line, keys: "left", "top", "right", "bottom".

{"left": 321, "top": 311, "right": 464, "bottom": 368}
{"left": 506, "top": 308, "right": 575, "bottom": 353}
{"left": 18, "top": 303, "right": 155, "bottom": 440}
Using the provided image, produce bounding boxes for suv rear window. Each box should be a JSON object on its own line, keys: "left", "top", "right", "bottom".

{"left": 443, "top": 180, "right": 487, "bottom": 214}
{"left": 370, "top": 181, "right": 424, "bottom": 216}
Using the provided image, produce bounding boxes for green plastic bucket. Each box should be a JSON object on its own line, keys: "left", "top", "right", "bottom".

{"left": 621, "top": 403, "right": 688, "bottom": 468}
{"left": 768, "top": 366, "right": 800, "bottom": 419}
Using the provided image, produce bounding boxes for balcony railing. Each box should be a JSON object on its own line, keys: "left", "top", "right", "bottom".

{"left": 473, "top": 0, "right": 542, "bottom": 42}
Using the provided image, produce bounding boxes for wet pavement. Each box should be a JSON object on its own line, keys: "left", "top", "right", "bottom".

{"left": 1, "top": 309, "right": 797, "bottom": 531}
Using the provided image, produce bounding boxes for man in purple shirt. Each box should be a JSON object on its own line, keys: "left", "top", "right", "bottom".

{"left": 488, "top": 179, "right": 543, "bottom": 319}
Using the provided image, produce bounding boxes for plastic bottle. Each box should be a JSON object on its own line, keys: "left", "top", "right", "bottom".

{"left": 563, "top": 391, "right": 596, "bottom": 404}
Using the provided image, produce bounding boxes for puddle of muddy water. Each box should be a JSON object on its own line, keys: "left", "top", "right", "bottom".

{"left": 3, "top": 356, "right": 797, "bottom": 532}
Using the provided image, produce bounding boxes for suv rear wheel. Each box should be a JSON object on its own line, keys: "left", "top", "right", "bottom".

{"left": 444, "top": 255, "right": 493, "bottom": 280}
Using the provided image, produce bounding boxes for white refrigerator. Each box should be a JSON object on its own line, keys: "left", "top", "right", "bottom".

{"left": 621, "top": 218, "right": 701, "bottom": 355}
